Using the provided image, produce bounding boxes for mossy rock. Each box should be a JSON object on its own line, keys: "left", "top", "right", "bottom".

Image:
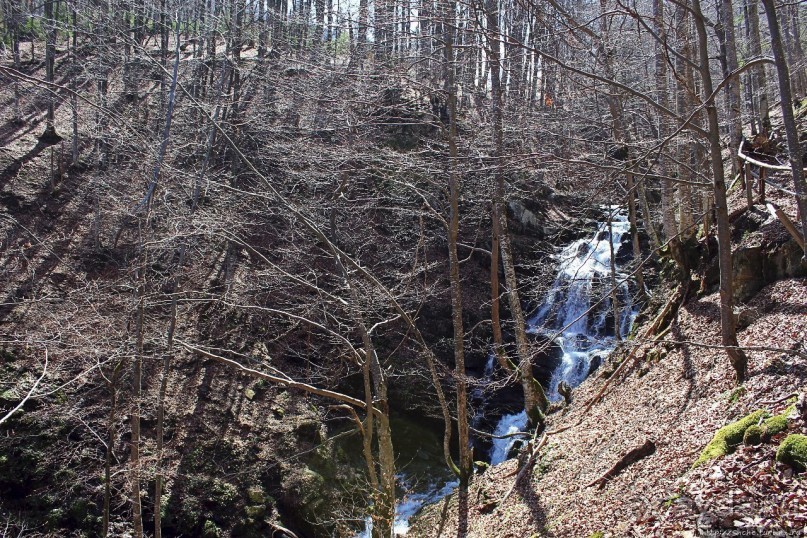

{"left": 743, "top": 425, "right": 763, "bottom": 446}
{"left": 762, "top": 406, "right": 792, "bottom": 438}
{"left": 163, "top": 475, "right": 240, "bottom": 535}
{"left": 694, "top": 410, "right": 767, "bottom": 467}
{"left": 776, "top": 434, "right": 807, "bottom": 472}
{"left": 294, "top": 419, "right": 324, "bottom": 443}
{"left": 246, "top": 486, "right": 265, "bottom": 505}
{"left": 474, "top": 461, "right": 490, "bottom": 474}
{"left": 743, "top": 406, "right": 793, "bottom": 446}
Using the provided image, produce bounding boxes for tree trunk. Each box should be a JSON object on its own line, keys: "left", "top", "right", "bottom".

{"left": 130, "top": 244, "right": 145, "bottom": 538}
{"left": 654, "top": 0, "right": 678, "bottom": 245}
{"left": 443, "top": 0, "right": 472, "bottom": 484}
{"left": 71, "top": 7, "right": 79, "bottom": 165}
{"left": 608, "top": 214, "right": 621, "bottom": 341}
{"left": 761, "top": 0, "right": 807, "bottom": 259}
{"left": 717, "top": 0, "right": 743, "bottom": 179}
{"left": 692, "top": 0, "right": 749, "bottom": 384}
{"left": 103, "top": 361, "right": 124, "bottom": 537}
{"left": 9, "top": 0, "right": 22, "bottom": 122}
{"left": 676, "top": 5, "right": 697, "bottom": 242}
{"left": 744, "top": 0, "right": 769, "bottom": 134}
{"left": 40, "top": 0, "right": 60, "bottom": 144}
{"left": 626, "top": 170, "right": 645, "bottom": 299}
{"left": 484, "top": 0, "right": 548, "bottom": 425}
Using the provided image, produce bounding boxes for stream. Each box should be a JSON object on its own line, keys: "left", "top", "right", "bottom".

{"left": 358, "top": 208, "right": 638, "bottom": 535}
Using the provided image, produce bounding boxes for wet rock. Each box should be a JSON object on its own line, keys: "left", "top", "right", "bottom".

{"left": 530, "top": 334, "right": 563, "bottom": 387}
{"left": 588, "top": 352, "right": 606, "bottom": 376}
{"left": 508, "top": 200, "right": 544, "bottom": 234}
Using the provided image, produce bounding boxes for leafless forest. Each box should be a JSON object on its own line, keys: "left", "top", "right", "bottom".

{"left": 0, "top": 0, "right": 806, "bottom": 536}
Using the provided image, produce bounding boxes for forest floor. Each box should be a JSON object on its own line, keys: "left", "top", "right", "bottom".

{"left": 411, "top": 186, "right": 807, "bottom": 537}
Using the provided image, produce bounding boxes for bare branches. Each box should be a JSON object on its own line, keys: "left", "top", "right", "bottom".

{"left": 177, "top": 340, "right": 373, "bottom": 410}
{"left": 0, "top": 349, "right": 48, "bottom": 427}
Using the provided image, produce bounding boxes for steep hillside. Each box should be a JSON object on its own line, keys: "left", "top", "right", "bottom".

{"left": 410, "top": 186, "right": 807, "bottom": 537}
{"left": 0, "top": 41, "right": 597, "bottom": 537}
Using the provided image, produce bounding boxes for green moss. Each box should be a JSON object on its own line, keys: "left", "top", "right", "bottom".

{"left": 246, "top": 486, "right": 265, "bottom": 505}
{"left": 776, "top": 434, "right": 807, "bottom": 472}
{"left": 762, "top": 406, "right": 792, "bottom": 437}
{"left": 202, "top": 519, "right": 221, "bottom": 538}
{"left": 694, "top": 410, "right": 767, "bottom": 467}
{"left": 474, "top": 460, "right": 490, "bottom": 473}
{"left": 743, "top": 425, "right": 763, "bottom": 446}
{"left": 244, "top": 505, "right": 265, "bottom": 518}
{"left": 208, "top": 478, "right": 239, "bottom": 508}
{"left": 0, "top": 389, "right": 18, "bottom": 402}
{"left": 727, "top": 386, "right": 746, "bottom": 405}
{"left": 587, "top": 532, "right": 605, "bottom": 538}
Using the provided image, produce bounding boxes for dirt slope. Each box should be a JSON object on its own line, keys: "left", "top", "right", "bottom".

{"left": 411, "top": 176, "right": 807, "bottom": 538}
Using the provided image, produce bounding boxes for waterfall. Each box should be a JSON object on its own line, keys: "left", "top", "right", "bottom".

{"left": 358, "top": 208, "right": 638, "bottom": 536}
{"left": 488, "top": 207, "right": 638, "bottom": 461}
{"left": 489, "top": 410, "right": 528, "bottom": 465}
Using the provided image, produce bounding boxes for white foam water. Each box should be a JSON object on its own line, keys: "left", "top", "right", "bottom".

{"left": 488, "top": 207, "right": 638, "bottom": 462}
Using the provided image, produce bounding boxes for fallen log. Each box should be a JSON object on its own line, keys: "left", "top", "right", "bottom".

{"left": 586, "top": 439, "right": 656, "bottom": 489}
{"left": 766, "top": 202, "right": 805, "bottom": 250}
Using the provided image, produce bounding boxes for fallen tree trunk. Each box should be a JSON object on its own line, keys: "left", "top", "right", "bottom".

{"left": 766, "top": 202, "right": 805, "bottom": 250}
{"left": 586, "top": 439, "right": 656, "bottom": 489}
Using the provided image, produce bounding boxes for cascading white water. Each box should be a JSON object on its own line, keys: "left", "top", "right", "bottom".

{"left": 488, "top": 207, "right": 638, "bottom": 461}
{"left": 359, "top": 208, "right": 639, "bottom": 535}
{"left": 489, "top": 410, "right": 528, "bottom": 465}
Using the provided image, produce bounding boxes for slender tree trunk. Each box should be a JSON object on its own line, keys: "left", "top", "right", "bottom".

{"left": 655, "top": 0, "right": 677, "bottom": 245}
{"left": 10, "top": 0, "right": 22, "bottom": 123}
{"left": 762, "top": 0, "right": 807, "bottom": 258}
{"left": 329, "top": 243, "right": 395, "bottom": 537}
{"left": 103, "top": 361, "right": 124, "bottom": 537}
{"left": 745, "top": 0, "right": 769, "bottom": 134}
{"left": 483, "top": 0, "right": 548, "bottom": 424}
{"left": 40, "top": 0, "right": 60, "bottom": 145}
{"left": 677, "top": 5, "right": 697, "bottom": 241}
{"left": 779, "top": 3, "right": 806, "bottom": 98}
{"left": 692, "top": 0, "right": 749, "bottom": 384}
{"left": 717, "top": 0, "right": 743, "bottom": 179}
{"left": 626, "top": 170, "right": 645, "bottom": 299}
{"left": 130, "top": 238, "right": 145, "bottom": 538}
{"left": 608, "top": 214, "right": 621, "bottom": 340}
{"left": 71, "top": 8, "right": 79, "bottom": 165}
{"left": 443, "top": 0, "right": 472, "bottom": 485}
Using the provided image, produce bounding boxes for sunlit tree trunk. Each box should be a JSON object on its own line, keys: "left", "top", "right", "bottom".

{"left": 761, "top": 0, "right": 807, "bottom": 259}
{"left": 443, "top": 0, "right": 472, "bottom": 485}
{"left": 692, "top": 0, "right": 749, "bottom": 384}
{"left": 483, "top": 0, "right": 548, "bottom": 425}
